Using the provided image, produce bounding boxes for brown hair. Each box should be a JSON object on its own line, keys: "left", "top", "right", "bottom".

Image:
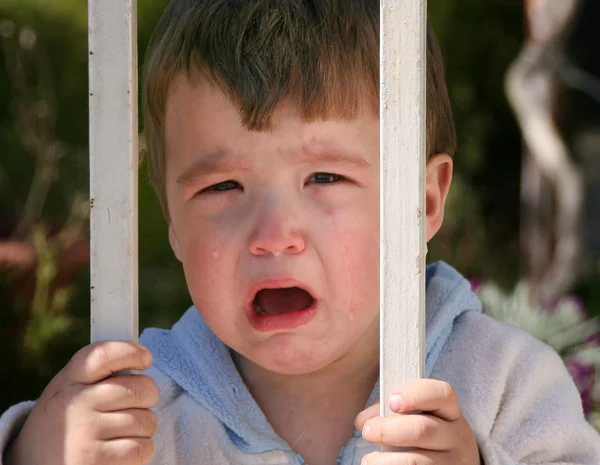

{"left": 143, "top": 0, "right": 456, "bottom": 217}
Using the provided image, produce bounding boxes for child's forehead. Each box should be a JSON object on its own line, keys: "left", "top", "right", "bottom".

{"left": 164, "top": 70, "right": 379, "bottom": 133}
{"left": 163, "top": 74, "right": 379, "bottom": 173}
{"left": 164, "top": 71, "right": 377, "bottom": 143}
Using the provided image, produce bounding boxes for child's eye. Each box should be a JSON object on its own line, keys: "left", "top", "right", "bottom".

{"left": 201, "top": 180, "right": 242, "bottom": 193}
{"left": 307, "top": 173, "right": 346, "bottom": 184}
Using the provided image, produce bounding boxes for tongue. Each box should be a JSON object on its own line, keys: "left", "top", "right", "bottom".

{"left": 255, "top": 287, "right": 313, "bottom": 315}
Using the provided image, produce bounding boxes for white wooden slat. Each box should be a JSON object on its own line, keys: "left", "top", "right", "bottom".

{"left": 380, "top": 0, "right": 427, "bottom": 427}
{"left": 89, "top": 0, "right": 139, "bottom": 343}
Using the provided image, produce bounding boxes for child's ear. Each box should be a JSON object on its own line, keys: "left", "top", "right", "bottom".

{"left": 425, "top": 154, "right": 453, "bottom": 242}
{"left": 168, "top": 224, "right": 182, "bottom": 262}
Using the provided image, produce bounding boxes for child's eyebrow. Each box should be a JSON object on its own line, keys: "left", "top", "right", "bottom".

{"left": 176, "top": 144, "right": 371, "bottom": 187}
{"left": 296, "top": 145, "right": 371, "bottom": 170}
{"left": 176, "top": 149, "right": 250, "bottom": 187}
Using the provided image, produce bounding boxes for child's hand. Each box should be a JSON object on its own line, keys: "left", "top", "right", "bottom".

{"left": 355, "top": 379, "right": 480, "bottom": 465}
{"left": 5, "top": 341, "right": 159, "bottom": 465}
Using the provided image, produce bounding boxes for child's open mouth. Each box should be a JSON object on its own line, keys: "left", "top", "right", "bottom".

{"left": 249, "top": 285, "right": 318, "bottom": 331}
{"left": 253, "top": 287, "right": 314, "bottom": 315}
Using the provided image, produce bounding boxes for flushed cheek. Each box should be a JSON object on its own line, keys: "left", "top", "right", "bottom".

{"left": 329, "top": 226, "right": 379, "bottom": 315}
{"left": 181, "top": 235, "right": 232, "bottom": 297}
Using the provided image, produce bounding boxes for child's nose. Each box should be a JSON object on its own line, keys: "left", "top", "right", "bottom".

{"left": 247, "top": 198, "right": 306, "bottom": 257}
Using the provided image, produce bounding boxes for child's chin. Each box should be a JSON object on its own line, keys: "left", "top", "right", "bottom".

{"left": 251, "top": 345, "right": 335, "bottom": 376}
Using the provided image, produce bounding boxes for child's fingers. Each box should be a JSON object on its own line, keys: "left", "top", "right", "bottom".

{"left": 85, "top": 374, "right": 160, "bottom": 411}
{"left": 94, "top": 437, "right": 155, "bottom": 465}
{"left": 95, "top": 409, "right": 159, "bottom": 440}
{"left": 361, "top": 413, "right": 454, "bottom": 451}
{"left": 390, "top": 379, "right": 460, "bottom": 421}
{"left": 355, "top": 400, "right": 380, "bottom": 430}
{"left": 66, "top": 341, "right": 153, "bottom": 385}
{"left": 361, "top": 450, "right": 446, "bottom": 465}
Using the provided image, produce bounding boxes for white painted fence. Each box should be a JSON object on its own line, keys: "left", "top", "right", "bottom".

{"left": 88, "top": 0, "right": 426, "bottom": 431}
{"left": 89, "top": 0, "right": 139, "bottom": 343}
{"left": 379, "top": 0, "right": 427, "bottom": 425}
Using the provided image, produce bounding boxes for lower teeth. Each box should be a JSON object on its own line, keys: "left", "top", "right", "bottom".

{"left": 255, "top": 303, "right": 267, "bottom": 315}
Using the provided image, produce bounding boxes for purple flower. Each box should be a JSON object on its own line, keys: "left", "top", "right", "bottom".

{"left": 469, "top": 278, "right": 483, "bottom": 293}
{"left": 565, "top": 358, "right": 596, "bottom": 415}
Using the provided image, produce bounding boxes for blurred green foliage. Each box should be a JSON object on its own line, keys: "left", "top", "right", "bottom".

{"left": 430, "top": 1, "right": 524, "bottom": 284}
{"left": 0, "top": 0, "right": 598, "bottom": 418}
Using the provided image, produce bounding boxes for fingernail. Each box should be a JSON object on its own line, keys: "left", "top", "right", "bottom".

{"left": 142, "top": 348, "right": 152, "bottom": 365}
{"left": 390, "top": 394, "right": 402, "bottom": 411}
{"left": 362, "top": 424, "right": 371, "bottom": 440}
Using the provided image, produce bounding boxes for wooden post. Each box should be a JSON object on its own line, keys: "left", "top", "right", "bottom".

{"left": 380, "top": 0, "right": 427, "bottom": 428}
{"left": 88, "top": 0, "right": 139, "bottom": 343}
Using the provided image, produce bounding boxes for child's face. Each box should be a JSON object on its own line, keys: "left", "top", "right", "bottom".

{"left": 163, "top": 73, "right": 446, "bottom": 376}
